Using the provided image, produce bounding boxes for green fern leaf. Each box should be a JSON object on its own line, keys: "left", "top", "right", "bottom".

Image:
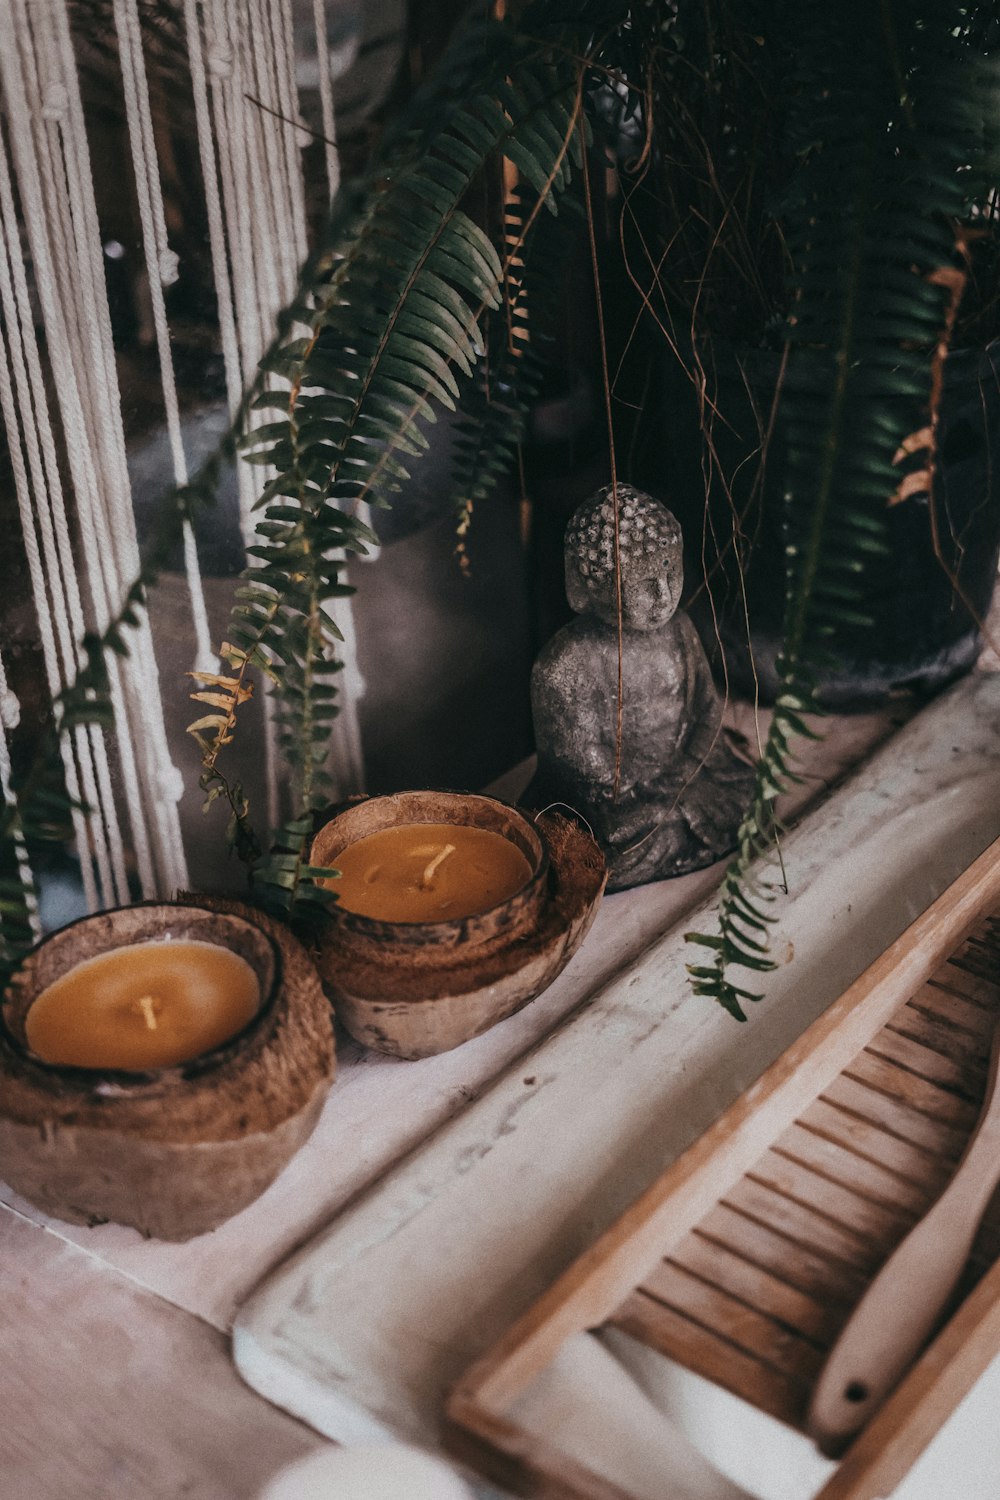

{"left": 688, "top": 0, "right": 1000, "bottom": 1017}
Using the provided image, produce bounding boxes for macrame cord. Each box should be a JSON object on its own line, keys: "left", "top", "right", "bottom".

{"left": 0, "top": 647, "right": 41, "bottom": 944}
{"left": 112, "top": 0, "right": 217, "bottom": 677}
{"left": 7, "top": 0, "right": 190, "bottom": 899}
{"left": 0, "top": 0, "right": 363, "bottom": 927}
{"left": 0, "top": 127, "right": 108, "bottom": 913}
{"left": 312, "top": 0, "right": 341, "bottom": 203}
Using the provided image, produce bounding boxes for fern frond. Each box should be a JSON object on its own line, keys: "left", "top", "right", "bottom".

{"left": 250, "top": 815, "right": 340, "bottom": 931}
{"left": 449, "top": 188, "right": 585, "bottom": 562}
{"left": 223, "top": 4, "right": 619, "bottom": 921}
{"left": 688, "top": 0, "right": 1000, "bottom": 1016}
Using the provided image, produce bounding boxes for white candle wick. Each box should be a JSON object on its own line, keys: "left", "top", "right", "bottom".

{"left": 420, "top": 843, "right": 455, "bottom": 889}
{"left": 136, "top": 995, "right": 159, "bottom": 1031}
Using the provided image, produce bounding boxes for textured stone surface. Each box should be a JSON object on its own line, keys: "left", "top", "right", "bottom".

{"left": 530, "top": 485, "right": 755, "bottom": 890}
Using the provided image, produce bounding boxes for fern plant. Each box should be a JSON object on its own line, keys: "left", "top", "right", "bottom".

{"left": 210, "top": 0, "right": 1000, "bottom": 985}
{"left": 2, "top": 0, "right": 610, "bottom": 971}
{"left": 684, "top": 0, "right": 1000, "bottom": 1015}
{"left": 185, "top": 2, "right": 609, "bottom": 923}
{"left": 5, "top": 0, "right": 1000, "bottom": 1016}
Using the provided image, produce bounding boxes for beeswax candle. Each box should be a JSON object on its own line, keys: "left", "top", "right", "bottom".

{"left": 329, "top": 822, "right": 533, "bottom": 922}
{"left": 24, "top": 940, "right": 260, "bottom": 1070}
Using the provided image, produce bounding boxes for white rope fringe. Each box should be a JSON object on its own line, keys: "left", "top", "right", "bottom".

{"left": 0, "top": 0, "right": 188, "bottom": 903}
{"left": 0, "top": 0, "right": 367, "bottom": 929}
{"left": 0, "top": 647, "right": 41, "bottom": 944}
{"left": 113, "top": 0, "right": 216, "bottom": 677}
{"left": 185, "top": 0, "right": 365, "bottom": 809}
{"left": 312, "top": 0, "right": 342, "bottom": 204}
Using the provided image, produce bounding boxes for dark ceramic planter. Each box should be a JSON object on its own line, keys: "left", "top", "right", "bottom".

{"left": 653, "top": 341, "right": 1000, "bottom": 709}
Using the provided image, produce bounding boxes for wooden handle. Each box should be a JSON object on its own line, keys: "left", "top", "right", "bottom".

{"left": 806, "top": 1187, "right": 979, "bottom": 1453}
{"left": 809, "top": 1027, "right": 1000, "bottom": 1455}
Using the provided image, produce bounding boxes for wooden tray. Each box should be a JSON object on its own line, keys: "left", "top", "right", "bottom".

{"left": 448, "top": 837, "right": 1000, "bottom": 1500}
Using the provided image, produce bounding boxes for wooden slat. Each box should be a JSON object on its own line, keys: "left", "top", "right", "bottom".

{"left": 612, "top": 1291, "right": 812, "bottom": 1428}
{"left": 669, "top": 1231, "right": 843, "bottom": 1344}
{"left": 884, "top": 1006, "right": 991, "bottom": 1068}
{"left": 799, "top": 1096, "right": 955, "bottom": 1187}
{"left": 723, "top": 1177, "right": 887, "bottom": 1275}
{"left": 773, "top": 1120, "right": 943, "bottom": 1216}
{"left": 633, "top": 1259, "right": 828, "bottom": 1376}
{"left": 863, "top": 1028, "right": 985, "bottom": 1098}
{"left": 819, "top": 1073, "right": 970, "bottom": 1159}
{"left": 747, "top": 1151, "right": 918, "bottom": 1248}
{"left": 936, "top": 957, "right": 1000, "bottom": 1007}
{"left": 843, "top": 1050, "right": 980, "bottom": 1130}
{"left": 907, "top": 981, "right": 996, "bottom": 1040}
{"left": 697, "top": 1203, "right": 867, "bottom": 1308}
{"left": 959, "top": 925, "right": 1000, "bottom": 961}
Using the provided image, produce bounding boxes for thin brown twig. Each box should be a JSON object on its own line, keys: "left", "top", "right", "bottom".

{"left": 580, "top": 127, "right": 624, "bottom": 802}
{"left": 244, "top": 92, "right": 338, "bottom": 150}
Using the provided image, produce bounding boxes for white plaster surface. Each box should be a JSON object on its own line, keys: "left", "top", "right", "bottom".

{"left": 227, "top": 672, "right": 1000, "bottom": 1500}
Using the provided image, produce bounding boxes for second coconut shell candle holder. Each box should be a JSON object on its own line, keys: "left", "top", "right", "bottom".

{"left": 310, "top": 790, "right": 607, "bottom": 1060}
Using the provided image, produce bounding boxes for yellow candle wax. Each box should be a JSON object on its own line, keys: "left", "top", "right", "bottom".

{"left": 24, "top": 940, "right": 261, "bottom": 1071}
{"left": 329, "top": 822, "right": 533, "bottom": 922}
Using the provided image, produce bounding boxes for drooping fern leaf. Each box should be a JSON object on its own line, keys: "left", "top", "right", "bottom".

{"left": 449, "top": 186, "right": 586, "bottom": 566}
{"left": 0, "top": 790, "right": 43, "bottom": 989}
{"left": 686, "top": 0, "right": 1000, "bottom": 1019}
{"left": 0, "top": 594, "right": 128, "bottom": 987}
{"left": 218, "top": 4, "right": 618, "bottom": 922}
{"left": 5, "top": 7, "right": 611, "bottom": 958}
{"left": 450, "top": 187, "right": 536, "bottom": 568}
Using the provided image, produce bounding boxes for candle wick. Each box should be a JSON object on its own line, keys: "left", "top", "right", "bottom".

{"left": 137, "top": 994, "right": 159, "bottom": 1031}
{"left": 420, "top": 843, "right": 455, "bottom": 889}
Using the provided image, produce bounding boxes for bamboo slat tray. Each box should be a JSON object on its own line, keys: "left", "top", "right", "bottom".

{"left": 448, "top": 837, "right": 1000, "bottom": 1500}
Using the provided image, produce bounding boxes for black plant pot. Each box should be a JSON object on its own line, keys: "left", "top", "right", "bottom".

{"left": 650, "top": 341, "right": 1000, "bottom": 709}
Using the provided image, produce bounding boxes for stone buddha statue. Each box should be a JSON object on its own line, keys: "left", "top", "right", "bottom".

{"left": 529, "top": 484, "right": 755, "bottom": 890}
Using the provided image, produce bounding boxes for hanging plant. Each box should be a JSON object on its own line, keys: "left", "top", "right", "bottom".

{"left": 180, "top": 2, "right": 602, "bottom": 924}
{"left": 4, "top": 0, "right": 1000, "bottom": 1021}
{"left": 684, "top": 0, "right": 1000, "bottom": 1016}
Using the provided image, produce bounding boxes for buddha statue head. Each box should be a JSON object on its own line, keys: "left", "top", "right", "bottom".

{"left": 565, "top": 484, "right": 684, "bottom": 631}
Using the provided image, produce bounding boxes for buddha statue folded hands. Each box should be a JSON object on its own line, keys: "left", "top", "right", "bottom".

{"left": 529, "top": 484, "right": 755, "bottom": 891}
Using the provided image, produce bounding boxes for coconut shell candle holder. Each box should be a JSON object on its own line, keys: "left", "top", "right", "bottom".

{"left": 310, "top": 791, "right": 607, "bottom": 1060}
{"left": 0, "top": 900, "right": 335, "bottom": 1241}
